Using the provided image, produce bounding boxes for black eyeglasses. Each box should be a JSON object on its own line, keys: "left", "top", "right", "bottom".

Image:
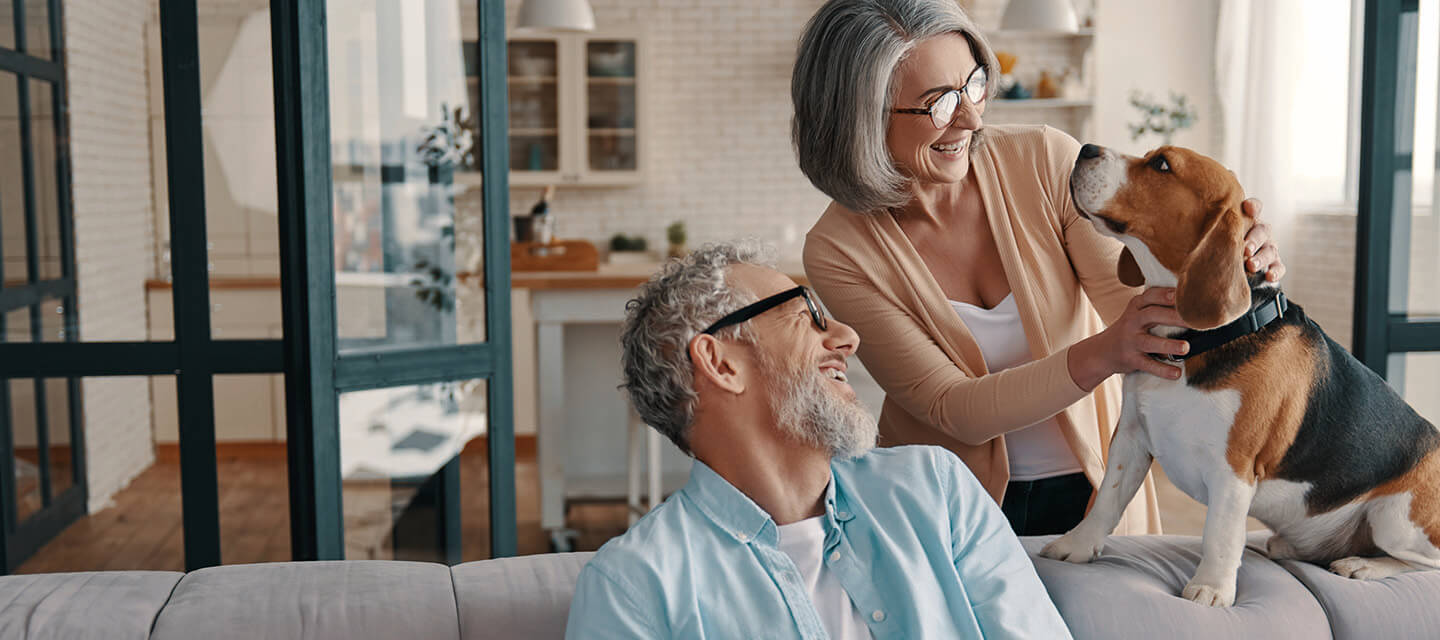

{"left": 893, "top": 64, "right": 988, "bottom": 129}
{"left": 701, "top": 286, "right": 827, "bottom": 336}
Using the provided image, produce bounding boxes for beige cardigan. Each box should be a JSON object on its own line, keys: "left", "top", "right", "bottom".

{"left": 803, "top": 125, "right": 1161, "bottom": 535}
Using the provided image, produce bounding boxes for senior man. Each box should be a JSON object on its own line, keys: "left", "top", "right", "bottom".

{"left": 565, "top": 242, "right": 1069, "bottom": 639}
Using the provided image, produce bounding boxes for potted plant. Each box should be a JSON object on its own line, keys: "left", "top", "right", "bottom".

{"left": 666, "top": 221, "right": 687, "bottom": 258}
{"left": 417, "top": 102, "right": 475, "bottom": 184}
{"left": 1127, "top": 91, "right": 1197, "bottom": 145}
{"left": 608, "top": 233, "right": 651, "bottom": 265}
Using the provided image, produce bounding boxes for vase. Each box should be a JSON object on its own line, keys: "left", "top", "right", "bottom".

{"left": 428, "top": 163, "right": 455, "bottom": 186}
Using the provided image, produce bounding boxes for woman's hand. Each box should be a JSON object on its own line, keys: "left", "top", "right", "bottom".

{"left": 1241, "top": 198, "right": 1285, "bottom": 282}
{"left": 1068, "top": 287, "right": 1190, "bottom": 390}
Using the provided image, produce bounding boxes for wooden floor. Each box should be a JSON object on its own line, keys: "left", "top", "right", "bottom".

{"left": 18, "top": 451, "right": 1248, "bottom": 573}
{"left": 17, "top": 447, "right": 628, "bottom": 573}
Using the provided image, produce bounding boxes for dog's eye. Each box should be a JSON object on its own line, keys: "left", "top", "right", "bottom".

{"left": 1150, "top": 155, "right": 1171, "bottom": 172}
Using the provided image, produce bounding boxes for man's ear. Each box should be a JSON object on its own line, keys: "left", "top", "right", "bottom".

{"left": 1117, "top": 247, "right": 1145, "bottom": 287}
{"left": 689, "top": 334, "right": 746, "bottom": 395}
{"left": 1175, "top": 206, "right": 1251, "bottom": 330}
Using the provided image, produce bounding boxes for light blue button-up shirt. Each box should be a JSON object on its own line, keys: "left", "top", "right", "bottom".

{"left": 565, "top": 445, "right": 1071, "bottom": 639}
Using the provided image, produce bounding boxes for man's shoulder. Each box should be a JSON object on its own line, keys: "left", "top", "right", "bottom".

{"left": 842, "top": 443, "right": 957, "bottom": 469}
{"left": 836, "top": 445, "right": 970, "bottom": 494}
{"left": 578, "top": 492, "right": 706, "bottom": 586}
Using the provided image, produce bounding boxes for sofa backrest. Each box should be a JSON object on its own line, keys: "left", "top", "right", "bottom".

{"left": 0, "top": 553, "right": 594, "bottom": 640}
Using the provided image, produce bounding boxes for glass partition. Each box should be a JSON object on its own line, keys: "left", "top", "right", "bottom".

{"left": 327, "top": 0, "right": 487, "bottom": 353}
{"left": 340, "top": 378, "right": 486, "bottom": 562}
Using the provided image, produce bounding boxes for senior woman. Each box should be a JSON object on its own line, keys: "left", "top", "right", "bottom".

{"left": 795, "top": 0, "right": 1285, "bottom": 536}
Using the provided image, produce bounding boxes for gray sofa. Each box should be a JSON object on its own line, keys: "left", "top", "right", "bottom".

{"left": 2, "top": 534, "right": 1437, "bottom": 639}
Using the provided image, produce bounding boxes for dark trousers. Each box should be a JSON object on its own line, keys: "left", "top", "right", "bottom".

{"left": 1000, "top": 472, "right": 1093, "bottom": 536}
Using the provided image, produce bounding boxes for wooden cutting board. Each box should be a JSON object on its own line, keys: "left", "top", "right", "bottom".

{"left": 511, "top": 240, "right": 600, "bottom": 272}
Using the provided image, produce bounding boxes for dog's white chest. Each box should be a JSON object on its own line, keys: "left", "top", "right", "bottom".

{"left": 1129, "top": 371, "right": 1242, "bottom": 505}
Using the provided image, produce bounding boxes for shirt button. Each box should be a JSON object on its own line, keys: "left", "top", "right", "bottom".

{"left": 872, "top": 610, "right": 886, "bottom": 623}
{"left": 828, "top": 551, "right": 841, "bottom": 563}
{"left": 837, "top": 511, "right": 851, "bottom": 520}
{"left": 737, "top": 534, "right": 749, "bottom": 543}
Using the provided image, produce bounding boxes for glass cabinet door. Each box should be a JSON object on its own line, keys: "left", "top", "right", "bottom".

{"left": 507, "top": 40, "right": 560, "bottom": 175}
{"left": 584, "top": 40, "right": 637, "bottom": 173}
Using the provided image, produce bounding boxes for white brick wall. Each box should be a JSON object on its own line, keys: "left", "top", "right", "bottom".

{"left": 499, "top": 0, "right": 830, "bottom": 263}
{"left": 65, "top": 0, "right": 157, "bottom": 511}
{"left": 1287, "top": 212, "right": 1357, "bottom": 349}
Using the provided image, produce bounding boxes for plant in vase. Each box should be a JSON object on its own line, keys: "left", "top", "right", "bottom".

{"left": 666, "top": 221, "right": 687, "bottom": 258}
{"left": 608, "top": 233, "right": 651, "bottom": 265}
{"left": 1127, "top": 91, "right": 1197, "bottom": 145}
{"left": 417, "top": 102, "right": 475, "bottom": 184}
{"left": 410, "top": 102, "right": 479, "bottom": 314}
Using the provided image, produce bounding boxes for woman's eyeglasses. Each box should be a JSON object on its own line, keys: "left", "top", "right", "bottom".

{"left": 893, "top": 64, "right": 988, "bottom": 129}
{"left": 700, "top": 286, "right": 827, "bottom": 336}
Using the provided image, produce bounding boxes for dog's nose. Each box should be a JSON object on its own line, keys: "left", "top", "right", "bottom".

{"left": 1079, "top": 143, "right": 1102, "bottom": 160}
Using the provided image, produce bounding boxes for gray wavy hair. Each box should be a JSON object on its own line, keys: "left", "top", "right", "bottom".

{"left": 792, "top": 0, "right": 998, "bottom": 213}
{"left": 620, "top": 240, "right": 776, "bottom": 455}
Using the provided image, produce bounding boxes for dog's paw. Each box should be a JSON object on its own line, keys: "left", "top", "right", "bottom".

{"left": 1181, "top": 578, "right": 1236, "bottom": 607}
{"left": 1039, "top": 531, "right": 1105, "bottom": 564}
{"left": 1265, "top": 534, "right": 1298, "bottom": 560}
{"left": 1330, "top": 556, "right": 1414, "bottom": 580}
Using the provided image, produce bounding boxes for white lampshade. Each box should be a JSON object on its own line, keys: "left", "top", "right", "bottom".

{"left": 1000, "top": 0, "right": 1079, "bottom": 32}
{"left": 517, "top": 0, "right": 595, "bottom": 33}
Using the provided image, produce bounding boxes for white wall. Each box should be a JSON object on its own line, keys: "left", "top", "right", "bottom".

{"left": 66, "top": 0, "right": 159, "bottom": 511}
{"left": 1093, "top": 0, "right": 1223, "bottom": 156}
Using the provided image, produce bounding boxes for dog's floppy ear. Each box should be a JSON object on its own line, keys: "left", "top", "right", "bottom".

{"left": 1117, "top": 247, "right": 1145, "bottom": 287}
{"left": 1175, "top": 206, "right": 1250, "bottom": 330}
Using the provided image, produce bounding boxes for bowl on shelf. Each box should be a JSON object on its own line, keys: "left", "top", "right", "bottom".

{"left": 587, "top": 50, "right": 632, "bottom": 77}
{"left": 512, "top": 56, "right": 555, "bottom": 78}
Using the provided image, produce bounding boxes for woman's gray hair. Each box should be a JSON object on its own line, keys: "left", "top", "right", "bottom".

{"left": 620, "top": 240, "right": 776, "bottom": 455}
{"left": 792, "top": 0, "right": 998, "bottom": 213}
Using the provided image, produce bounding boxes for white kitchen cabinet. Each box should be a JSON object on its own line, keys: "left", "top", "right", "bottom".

{"left": 472, "top": 30, "right": 647, "bottom": 187}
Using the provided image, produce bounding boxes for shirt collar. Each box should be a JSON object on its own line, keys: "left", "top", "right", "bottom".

{"left": 681, "top": 458, "right": 856, "bottom": 546}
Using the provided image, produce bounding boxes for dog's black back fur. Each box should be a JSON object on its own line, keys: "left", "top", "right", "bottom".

{"left": 1184, "top": 281, "right": 1438, "bottom": 516}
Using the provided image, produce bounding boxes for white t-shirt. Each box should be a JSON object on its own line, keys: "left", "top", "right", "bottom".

{"left": 775, "top": 516, "right": 873, "bottom": 640}
{"left": 950, "top": 293, "right": 1084, "bottom": 481}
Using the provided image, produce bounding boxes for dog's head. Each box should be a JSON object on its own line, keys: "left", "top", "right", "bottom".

{"left": 1069, "top": 143, "right": 1255, "bottom": 331}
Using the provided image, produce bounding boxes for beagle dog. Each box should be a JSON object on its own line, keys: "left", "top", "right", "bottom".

{"left": 1039, "top": 143, "right": 1440, "bottom": 607}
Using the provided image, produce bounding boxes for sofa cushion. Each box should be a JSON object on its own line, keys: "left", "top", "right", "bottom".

{"left": 452, "top": 552, "right": 592, "bottom": 640}
{"left": 149, "top": 561, "right": 459, "bottom": 640}
{"left": 1022, "top": 535, "right": 1332, "bottom": 640}
{"left": 0, "top": 571, "right": 182, "bottom": 640}
{"left": 1279, "top": 558, "right": 1440, "bottom": 640}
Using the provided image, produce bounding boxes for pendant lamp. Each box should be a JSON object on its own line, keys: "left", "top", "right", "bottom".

{"left": 517, "top": 0, "right": 596, "bottom": 33}
{"left": 999, "top": 0, "right": 1080, "bottom": 32}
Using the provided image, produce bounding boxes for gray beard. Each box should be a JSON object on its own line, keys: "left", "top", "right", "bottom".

{"left": 764, "top": 352, "right": 878, "bottom": 459}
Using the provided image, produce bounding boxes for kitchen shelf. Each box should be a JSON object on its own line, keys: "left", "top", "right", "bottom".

{"left": 988, "top": 28, "right": 1095, "bottom": 39}
{"left": 586, "top": 128, "right": 637, "bottom": 136}
{"left": 990, "top": 98, "right": 1094, "bottom": 109}
{"left": 586, "top": 76, "right": 637, "bottom": 85}
{"left": 507, "top": 75, "right": 558, "bottom": 83}
{"left": 511, "top": 127, "right": 560, "bottom": 136}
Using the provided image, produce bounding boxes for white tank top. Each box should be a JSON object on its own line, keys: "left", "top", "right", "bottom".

{"left": 950, "top": 294, "right": 1083, "bottom": 481}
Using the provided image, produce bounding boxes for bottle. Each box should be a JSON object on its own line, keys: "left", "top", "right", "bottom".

{"left": 530, "top": 185, "right": 556, "bottom": 246}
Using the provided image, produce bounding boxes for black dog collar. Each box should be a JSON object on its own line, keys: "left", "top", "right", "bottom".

{"left": 1156, "top": 291, "right": 1289, "bottom": 362}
